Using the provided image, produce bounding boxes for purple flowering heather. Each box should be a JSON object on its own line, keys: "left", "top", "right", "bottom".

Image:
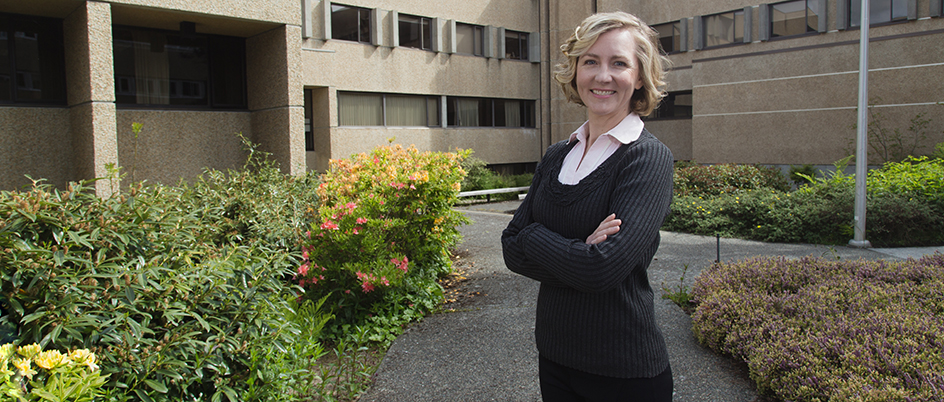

{"left": 691, "top": 254, "right": 944, "bottom": 401}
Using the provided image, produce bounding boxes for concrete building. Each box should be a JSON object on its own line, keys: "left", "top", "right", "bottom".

{"left": 2, "top": 0, "right": 943, "bottom": 194}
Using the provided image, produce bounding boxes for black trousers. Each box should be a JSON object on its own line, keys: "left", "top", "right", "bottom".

{"left": 539, "top": 355, "right": 673, "bottom": 402}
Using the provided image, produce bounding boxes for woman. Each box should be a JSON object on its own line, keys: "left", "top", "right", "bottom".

{"left": 501, "top": 11, "right": 674, "bottom": 401}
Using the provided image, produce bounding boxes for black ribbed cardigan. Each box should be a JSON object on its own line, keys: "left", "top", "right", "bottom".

{"left": 501, "top": 129, "right": 674, "bottom": 379}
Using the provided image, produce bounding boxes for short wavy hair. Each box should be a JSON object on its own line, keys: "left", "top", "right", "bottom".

{"left": 554, "top": 12, "right": 670, "bottom": 117}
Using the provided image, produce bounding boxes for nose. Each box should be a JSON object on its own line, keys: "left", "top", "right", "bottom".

{"left": 594, "top": 65, "right": 613, "bottom": 83}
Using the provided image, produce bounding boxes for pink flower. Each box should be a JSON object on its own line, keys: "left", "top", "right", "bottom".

{"left": 361, "top": 282, "right": 375, "bottom": 293}
{"left": 391, "top": 257, "right": 410, "bottom": 272}
{"left": 301, "top": 247, "right": 310, "bottom": 260}
{"left": 298, "top": 263, "right": 310, "bottom": 277}
{"left": 356, "top": 217, "right": 368, "bottom": 224}
{"left": 345, "top": 202, "right": 357, "bottom": 212}
{"left": 352, "top": 228, "right": 359, "bottom": 235}
{"left": 410, "top": 184, "right": 416, "bottom": 190}
{"left": 320, "top": 220, "right": 339, "bottom": 230}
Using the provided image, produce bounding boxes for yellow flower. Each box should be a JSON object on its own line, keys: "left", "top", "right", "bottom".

{"left": 17, "top": 343, "right": 41, "bottom": 359}
{"left": 34, "top": 350, "right": 64, "bottom": 370}
{"left": 13, "top": 357, "right": 36, "bottom": 379}
{"left": 0, "top": 344, "right": 14, "bottom": 362}
{"left": 69, "top": 349, "right": 99, "bottom": 371}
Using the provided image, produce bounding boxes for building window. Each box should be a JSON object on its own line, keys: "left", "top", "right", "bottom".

{"left": 338, "top": 92, "right": 440, "bottom": 127}
{"left": 304, "top": 89, "right": 314, "bottom": 151}
{"left": 653, "top": 21, "right": 681, "bottom": 54}
{"left": 113, "top": 27, "right": 246, "bottom": 108}
{"left": 851, "top": 0, "right": 907, "bottom": 26}
{"left": 771, "top": 0, "right": 820, "bottom": 37}
{"left": 332, "top": 4, "right": 372, "bottom": 43}
{"left": 399, "top": 14, "right": 432, "bottom": 50}
{"left": 0, "top": 13, "right": 66, "bottom": 104}
{"left": 456, "top": 23, "right": 484, "bottom": 56}
{"left": 650, "top": 91, "right": 693, "bottom": 120}
{"left": 704, "top": 10, "right": 744, "bottom": 48}
{"left": 504, "top": 30, "right": 529, "bottom": 60}
{"left": 446, "top": 97, "right": 535, "bottom": 128}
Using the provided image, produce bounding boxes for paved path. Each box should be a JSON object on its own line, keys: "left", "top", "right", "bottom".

{"left": 359, "top": 201, "right": 943, "bottom": 402}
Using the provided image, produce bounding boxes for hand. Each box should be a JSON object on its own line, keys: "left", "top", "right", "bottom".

{"left": 586, "top": 213, "right": 621, "bottom": 245}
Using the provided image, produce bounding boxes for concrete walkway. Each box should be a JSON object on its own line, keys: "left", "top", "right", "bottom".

{"left": 359, "top": 201, "right": 943, "bottom": 402}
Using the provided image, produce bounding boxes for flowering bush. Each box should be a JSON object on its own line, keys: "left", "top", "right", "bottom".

{"left": 0, "top": 343, "right": 106, "bottom": 401}
{"left": 690, "top": 255, "right": 944, "bottom": 401}
{"left": 297, "top": 145, "right": 469, "bottom": 339}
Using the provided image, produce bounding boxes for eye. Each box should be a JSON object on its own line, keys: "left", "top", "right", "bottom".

{"left": 582, "top": 59, "right": 597, "bottom": 65}
{"left": 614, "top": 60, "right": 629, "bottom": 67}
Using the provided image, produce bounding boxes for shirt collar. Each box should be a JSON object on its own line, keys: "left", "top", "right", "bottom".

{"left": 568, "top": 113, "right": 645, "bottom": 145}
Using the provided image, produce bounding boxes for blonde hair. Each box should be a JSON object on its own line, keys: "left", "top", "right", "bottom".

{"left": 554, "top": 11, "right": 670, "bottom": 117}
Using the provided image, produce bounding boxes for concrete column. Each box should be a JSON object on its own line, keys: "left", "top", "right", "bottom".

{"left": 247, "top": 25, "right": 306, "bottom": 174}
{"left": 759, "top": 4, "right": 771, "bottom": 42}
{"left": 64, "top": 1, "right": 118, "bottom": 196}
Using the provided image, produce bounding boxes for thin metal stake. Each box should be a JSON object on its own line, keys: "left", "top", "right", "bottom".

{"left": 716, "top": 234, "right": 720, "bottom": 263}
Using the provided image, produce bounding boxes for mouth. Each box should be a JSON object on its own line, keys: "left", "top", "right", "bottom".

{"left": 590, "top": 89, "right": 615, "bottom": 96}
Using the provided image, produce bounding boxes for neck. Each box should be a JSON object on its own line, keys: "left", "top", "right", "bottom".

{"left": 586, "top": 112, "right": 629, "bottom": 147}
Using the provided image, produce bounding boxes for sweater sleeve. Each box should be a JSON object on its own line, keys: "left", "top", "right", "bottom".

{"left": 502, "top": 143, "right": 572, "bottom": 287}
{"left": 512, "top": 139, "right": 673, "bottom": 293}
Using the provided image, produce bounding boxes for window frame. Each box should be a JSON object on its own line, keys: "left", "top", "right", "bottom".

{"left": 455, "top": 22, "right": 485, "bottom": 57}
{"left": 445, "top": 96, "right": 536, "bottom": 128}
{"left": 850, "top": 0, "right": 908, "bottom": 27}
{"left": 503, "top": 29, "right": 529, "bottom": 61}
{"left": 112, "top": 25, "right": 247, "bottom": 110}
{"left": 703, "top": 9, "right": 745, "bottom": 49}
{"left": 331, "top": 3, "right": 373, "bottom": 43}
{"left": 398, "top": 13, "right": 432, "bottom": 50}
{"left": 0, "top": 12, "right": 67, "bottom": 106}
{"left": 337, "top": 91, "right": 441, "bottom": 128}
{"left": 769, "top": 0, "right": 820, "bottom": 39}
{"left": 653, "top": 21, "right": 682, "bottom": 54}
{"left": 648, "top": 90, "right": 693, "bottom": 121}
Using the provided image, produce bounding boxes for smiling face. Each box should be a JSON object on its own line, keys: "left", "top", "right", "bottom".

{"left": 575, "top": 28, "right": 643, "bottom": 125}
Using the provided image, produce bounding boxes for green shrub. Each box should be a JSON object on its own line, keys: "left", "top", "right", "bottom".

{"left": 0, "top": 131, "right": 330, "bottom": 401}
{"left": 674, "top": 163, "right": 790, "bottom": 198}
{"left": 0, "top": 179, "right": 305, "bottom": 401}
{"left": 297, "top": 144, "right": 469, "bottom": 343}
{"left": 789, "top": 164, "right": 815, "bottom": 187}
{"left": 665, "top": 157, "right": 944, "bottom": 247}
{"left": 691, "top": 255, "right": 944, "bottom": 401}
{"left": 459, "top": 156, "right": 532, "bottom": 202}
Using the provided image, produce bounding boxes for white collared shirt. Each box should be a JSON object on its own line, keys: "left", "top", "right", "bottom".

{"left": 557, "top": 113, "right": 644, "bottom": 185}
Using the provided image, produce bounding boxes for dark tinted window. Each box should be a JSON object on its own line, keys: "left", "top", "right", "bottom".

{"left": 332, "top": 4, "right": 372, "bottom": 43}
{"left": 0, "top": 13, "right": 66, "bottom": 104}
{"left": 113, "top": 26, "right": 246, "bottom": 108}
{"left": 399, "top": 14, "right": 431, "bottom": 50}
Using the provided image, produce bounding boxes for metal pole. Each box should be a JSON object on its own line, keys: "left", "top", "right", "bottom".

{"left": 850, "top": 0, "right": 872, "bottom": 248}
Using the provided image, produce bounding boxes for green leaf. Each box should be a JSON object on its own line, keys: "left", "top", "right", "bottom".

{"left": 155, "top": 369, "right": 183, "bottom": 380}
{"left": 53, "top": 250, "right": 65, "bottom": 267}
{"left": 134, "top": 388, "right": 155, "bottom": 402}
{"left": 144, "top": 379, "right": 168, "bottom": 393}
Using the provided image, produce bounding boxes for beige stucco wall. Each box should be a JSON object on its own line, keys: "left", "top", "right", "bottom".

{"left": 330, "top": 127, "right": 541, "bottom": 164}
{"left": 0, "top": 108, "right": 74, "bottom": 190}
{"left": 115, "top": 111, "right": 251, "bottom": 185}
{"left": 107, "top": 0, "right": 298, "bottom": 32}
{"left": 689, "top": 17, "right": 944, "bottom": 165}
